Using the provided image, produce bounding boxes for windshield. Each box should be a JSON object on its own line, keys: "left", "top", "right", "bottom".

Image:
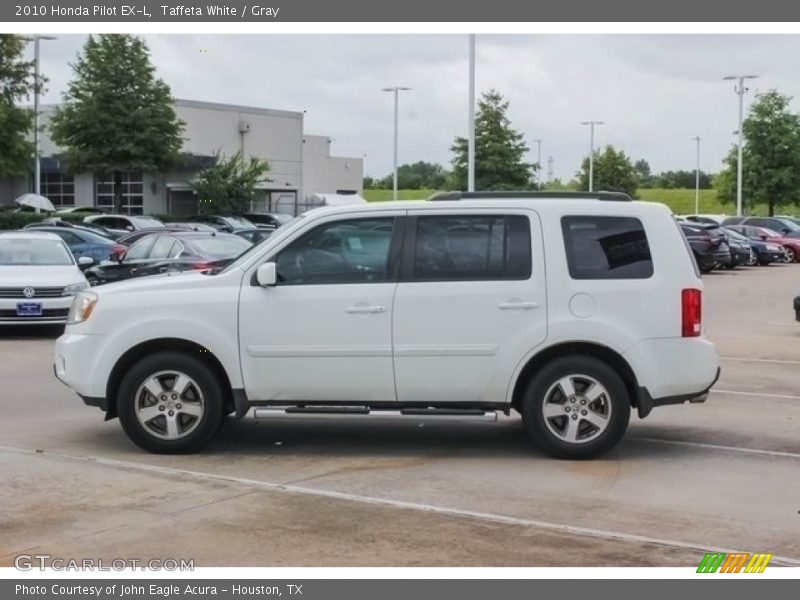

{"left": 133, "top": 217, "right": 165, "bottom": 229}
{"left": 187, "top": 236, "right": 252, "bottom": 259}
{"left": 225, "top": 216, "right": 256, "bottom": 229}
{"left": 0, "top": 238, "right": 74, "bottom": 266}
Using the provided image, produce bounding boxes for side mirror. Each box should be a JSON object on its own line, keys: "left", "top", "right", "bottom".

{"left": 78, "top": 256, "right": 95, "bottom": 269}
{"left": 125, "top": 225, "right": 134, "bottom": 232}
{"left": 256, "top": 262, "right": 277, "bottom": 287}
{"left": 782, "top": 228, "right": 791, "bottom": 235}
{"left": 760, "top": 234, "right": 768, "bottom": 240}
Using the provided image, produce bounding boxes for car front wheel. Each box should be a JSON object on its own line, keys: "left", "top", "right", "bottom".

{"left": 521, "top": 356, "right": 631, "bottom": 459}
{"left": 117, "top": 351, "right": 224, "bottom": 453}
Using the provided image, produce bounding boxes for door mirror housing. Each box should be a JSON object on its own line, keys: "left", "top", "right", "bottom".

{"left": 256, "top": 262, "right": 277, "bottom": 287}
{"left": 77, "top": 256, "right": 95, "bottom": 269}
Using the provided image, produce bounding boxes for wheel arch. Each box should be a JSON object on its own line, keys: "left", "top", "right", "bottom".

{"left": 509, "top": 341, "right": 641, "bottom": 415}
{"left": 105, "top": 338, "right": 235, "bottom": 420}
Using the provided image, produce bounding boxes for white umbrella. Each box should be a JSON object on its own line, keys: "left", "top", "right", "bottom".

{"left": 14, "top": 193, "right": 56, "bottom": 213}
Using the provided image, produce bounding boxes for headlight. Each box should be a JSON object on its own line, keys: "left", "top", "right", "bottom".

{"left": 67, "top": 291, "right": 98, "bottom": 325}
{"left": 63, "top": 281, "right": 89, "bottom": 296}
{"left": 766, "top": 244, "right": 781, "bottom": 251}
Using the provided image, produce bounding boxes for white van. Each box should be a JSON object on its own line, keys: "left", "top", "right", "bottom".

{"left": 55, "top": 192, "right": 720, "bottom": 459}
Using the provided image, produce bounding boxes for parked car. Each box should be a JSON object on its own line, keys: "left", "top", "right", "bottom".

{"left": 187, "top": 215, "right": 256, "bottom": 233}
{"left": 721, "top": 216, "right": 800, "bottom": 239}
{"left": 22, "top": 225, "right": 126, "bottom": 264}
{"left": 235, "top": 228, "right": 273, "bottom": 245}
{"left": 794, "top": 292, "right": 800, "bottom": 322}
{"left": 84, "top": 214, "right": 165, "bottom": 237}
{"left": 84, "top": 231, "right": 251, "bottom": 285}
{"left": 725, "top": 225, "right": 798, "bottom": 263}
{"left": 720, "top": 227, "right": 758, "bottom": 266}
{"left": 240, "top": 212, "right": 293, "bottom": 230}
{"left": 680, "top": 223, "right": 731, "bottom": 272}
{"left": 22, "top": 217, "right": 116, "bottom": 240}
{"left": 56, "top": 207, "right": 107, "bottom": 215}
{"left": 684, "top": 214, "right": 729, "bottom": 226}
{"left": 55, "top": 191, "right": 720, "bottom": 459}
{"left": 112, "top": 224, "right": 219, "bottom": 259}
{"left": 0, "top": 231, "right": 90, "bottom": 325}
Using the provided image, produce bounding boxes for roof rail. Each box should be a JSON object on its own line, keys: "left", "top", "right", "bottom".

{"left": 427, "top": 191, "right": 633, "bottom": 202}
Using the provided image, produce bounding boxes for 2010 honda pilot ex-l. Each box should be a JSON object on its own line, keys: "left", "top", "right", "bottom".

{"left": 55, "top": 192, "right": 720, "bottom": 459}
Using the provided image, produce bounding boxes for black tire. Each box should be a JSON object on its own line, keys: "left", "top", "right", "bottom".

{"left": 117, "top": 351, "right": 225, "bottom": 453}
{"left": 520, "top": 356, "right": 631, "bottom": 459}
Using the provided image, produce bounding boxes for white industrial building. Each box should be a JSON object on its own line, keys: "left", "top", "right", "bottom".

{"left": 0, "top": 99, "right": 364, "bottom": 216}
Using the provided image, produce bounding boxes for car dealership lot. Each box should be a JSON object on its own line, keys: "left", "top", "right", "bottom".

{"left": 1, "top": 265, "right": 799, "bottom": 567}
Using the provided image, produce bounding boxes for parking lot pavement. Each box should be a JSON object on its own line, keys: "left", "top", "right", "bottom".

{"left": 1, "top": 264, "right": 799, "bottom": 567}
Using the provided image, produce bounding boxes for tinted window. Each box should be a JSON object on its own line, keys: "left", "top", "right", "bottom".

{"left": 414, "top": 215, "right": 531, "bottom": 281}
{"left": 125, "top": 236, "right": 157, "bottom": 260}
{"left": 150, "top": 236, "right": 178, "bottom": 259}
{"left": 562, "top": 216, "right": 653, "bottom": 279}
{"left": 275, "top": 218, "right": 394, "bottom": 284}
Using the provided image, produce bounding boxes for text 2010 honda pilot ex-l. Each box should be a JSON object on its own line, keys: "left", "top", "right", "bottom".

{"left": 55, "top": 192, "right": 720, "bottom": 459}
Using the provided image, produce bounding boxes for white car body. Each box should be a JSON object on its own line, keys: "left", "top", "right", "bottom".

{"left": 0, "top": 232, "right": 89, "bottom": 325}
{"left": 55, "top": 193, "right": 720, "bottom": 457}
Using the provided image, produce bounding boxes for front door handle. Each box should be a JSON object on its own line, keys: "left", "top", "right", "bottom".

{"left": 346, "top": 305, "right": 387, "bottom": 314}
{"left": 498, "top": 301, "right": 539, "bottom": 310}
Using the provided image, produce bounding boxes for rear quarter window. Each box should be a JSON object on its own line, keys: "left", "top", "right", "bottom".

{"left": 561, "top": 216, "right": 653, "bottom": 280}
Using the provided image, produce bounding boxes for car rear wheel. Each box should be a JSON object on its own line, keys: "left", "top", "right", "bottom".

{"left": 520, "top": 356, "right": 631, "bottom": 459}
{"left": 117, "top": 351, "right": 224, "bottom": 453}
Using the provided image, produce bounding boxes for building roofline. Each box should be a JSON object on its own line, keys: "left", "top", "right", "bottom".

{"left": 174, "top": 98, "right": 303, "bottom": 120}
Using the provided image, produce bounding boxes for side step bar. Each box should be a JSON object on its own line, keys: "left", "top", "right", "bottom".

{"left": 252, "top": 406, "right": 498, "bottom": 423}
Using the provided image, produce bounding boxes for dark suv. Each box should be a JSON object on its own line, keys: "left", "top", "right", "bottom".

{"left": 680, "top": 224, "right": 731, "bottom": 272}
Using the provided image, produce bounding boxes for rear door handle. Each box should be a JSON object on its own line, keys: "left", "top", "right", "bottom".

{"left": 498, "top": 301, "right": 539, "bottom": 310}
{"left": 346, "top": 305, "right": 387, "bottom": 314}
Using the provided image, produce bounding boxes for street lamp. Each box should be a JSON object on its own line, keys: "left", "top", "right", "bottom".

{"left": 381, "top": 86, "right": 411, "bottom": 201}
{"left": 22, "top": 35, "right": 57, "bottom": 198}
{"left": 723, "top": 75, "right": 758, "bottom": 217}
{"left": 532, "top": 138, "right": 542, "bottom": 186}
{"left": 692, "top": 136, "right": 701, "bottom": 215}
{"left": 580, "top": 121, "right": 604, "bottom": 192}
{"left": 467, "top": 34, "right": 476, "bottom": 193}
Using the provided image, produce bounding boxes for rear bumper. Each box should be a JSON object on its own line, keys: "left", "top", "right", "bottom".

{"left": 636, "top": 367, "right": 720, "bottom": 418}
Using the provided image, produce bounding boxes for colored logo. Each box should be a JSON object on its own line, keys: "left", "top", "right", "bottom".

{"left": 697, "top": 552, "right": 773, "bottom": 573}
{"left": 22, "top": 287, "right": 35, "bottom": 298}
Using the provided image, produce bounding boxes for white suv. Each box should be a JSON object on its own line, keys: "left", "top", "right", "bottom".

{"left": 55, "top": 192, "right": 720, "bottom": 459}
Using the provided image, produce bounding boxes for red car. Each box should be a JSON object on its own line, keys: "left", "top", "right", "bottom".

{"left": 728, "top": 224, "right": 800, "bottom": 263}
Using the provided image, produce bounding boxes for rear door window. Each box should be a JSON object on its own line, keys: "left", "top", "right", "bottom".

{"left": 562, "top": 216, "right": 653, "bottom": 279}
{"left": 412, "top": 215, "right": 531, "bottom": 281}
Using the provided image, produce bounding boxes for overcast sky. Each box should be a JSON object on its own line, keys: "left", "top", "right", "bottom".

{"left": 26, "top": 34, "right": 800, "bottom": 181}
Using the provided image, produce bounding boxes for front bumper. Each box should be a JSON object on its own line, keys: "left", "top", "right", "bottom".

{"left": 0, "top": 296, "right": 72, "bottom": 325}
{"left": 54, "top": 331, "right": 109, "bottom": 400}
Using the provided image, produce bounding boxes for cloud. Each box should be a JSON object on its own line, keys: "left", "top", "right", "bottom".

{"left": 28, "top": 33, "right": 800, "bottom": 181}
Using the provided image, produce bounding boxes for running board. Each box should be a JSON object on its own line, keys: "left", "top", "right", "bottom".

{"left": 252, "top": 406, "right": 498, "bottom": 423}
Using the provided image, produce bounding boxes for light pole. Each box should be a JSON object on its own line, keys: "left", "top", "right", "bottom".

{"left": 723, "top": 75, "right": 758, "bottom": 217}
{"left": 23, "top": 35, "right": 57, "bottom": 197}
{"left": 692, "top": 136, "right": 701, "bottom": 215}
{"left": 532, "top": 138, "right": 542, "bottom": 186}
{"left": 581, "top": 121, "right": 604, "bottom": 192}
{"left": 467, "top": 34, "right": 476, "bottom": 192}
{"left": 381, "top": 86, "right": 411, "bottom": 201}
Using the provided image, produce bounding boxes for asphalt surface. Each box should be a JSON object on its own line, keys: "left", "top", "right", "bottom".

{"left": 1, "top": 264, "right": 799, "bottom": 567}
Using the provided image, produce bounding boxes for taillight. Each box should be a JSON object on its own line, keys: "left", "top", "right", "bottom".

{"left": 682, "top": 288, "right": 702, "bottom": 337}
{"left": 109, "top": 244, "right": 126, "bottom": 259}
{"left": 191, "top": 261, "right": 213, "bottom": 271}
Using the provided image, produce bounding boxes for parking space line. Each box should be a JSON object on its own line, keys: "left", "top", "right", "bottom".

{"left": 711, "top": 389, "right": 800, "bottom": 400}
{"left": 720, "top": 356, "right": 800, "bottom": 365}
{"left": 2, "top": 444, "right": 799, "bottom": 566}
{"left": 630, "top": 437, "right": 800, "bottom": 460}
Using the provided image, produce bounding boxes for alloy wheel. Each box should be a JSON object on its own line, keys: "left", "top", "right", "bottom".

{"left": 541, "top": 374, "right": 612, "bottom": 445}
{"left": 134, "top": 370, "right": 205, "bottom": 440}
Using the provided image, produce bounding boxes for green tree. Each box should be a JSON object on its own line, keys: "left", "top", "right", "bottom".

{"left": 633, "top": 159, "right": 653, "bottom": 188}
{"left": 716, "top": 90, "right": 800, "bottom": 215}
{"left": 372, "top": 161, "right": 450, "bottom": 190}
{"left": 653, "top": 169, "right": 712, "bottom": 189}
{"left": 577, "top": 146, "right": 638, "bottom": 197}
{"left": 451, "top": 90, "right": 536, "bottom": 190}
{"left": 50, "top": 34, "right": 184, "bottom": 213}
{"left": 0, "top": 35, "right": 36, "bottom": 180}
{"left": 191, "top": 152, "right": 270, "bottom": 215}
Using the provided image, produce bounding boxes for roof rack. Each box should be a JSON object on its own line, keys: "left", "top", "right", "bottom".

{"left": 427, "top": 191, "right": 633, "bottom": 202}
